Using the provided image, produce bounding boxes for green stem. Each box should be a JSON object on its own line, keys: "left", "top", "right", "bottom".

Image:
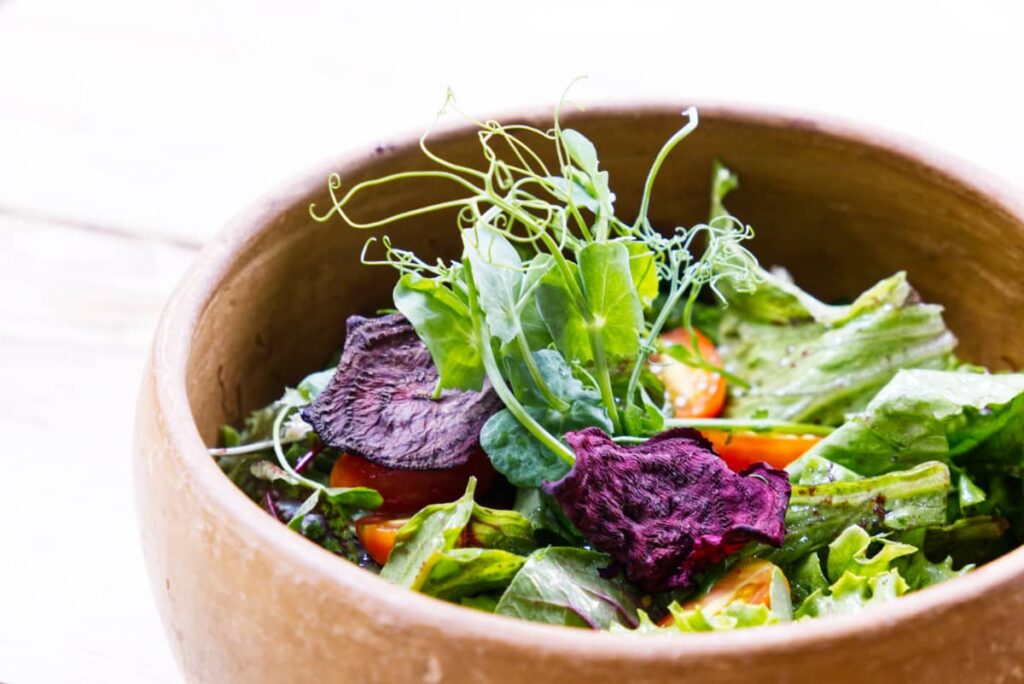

{"left": 516, "top": 332, "right": 571, "bottom": 412}
{"left": 271, "top": 407, "right": 327, "bottom": 491}
{"left": 489, "top": 191, "right": 620, "bottom": 431}
{"left": 632, "top": 107, "right": 699, "bottom": 231}
{"left": 209, "top": 436, "right": 303, "bottom": 458}
{"left": 623, "top": 277, "right": 687, "bottom": 418}
{"left": 465, "top": 262, "right": 576, "bottom": 467}
{"left": 585, "top": 322, "right": 623, "bottom": 434}
{"left": 664, "top": 418, "right": 835, "bottom": 436}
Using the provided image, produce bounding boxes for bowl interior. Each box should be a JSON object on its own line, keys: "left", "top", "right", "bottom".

{"left": 185, "top": 106, "right": 1024, "bottom": 443}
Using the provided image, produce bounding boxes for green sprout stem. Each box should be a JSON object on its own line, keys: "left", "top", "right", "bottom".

{"left": 465, "top": 261, "right": 576, "bottom": 466}
{"left": 515, "top": 332, "right": 571, "bottom": 412}
{"left": 663, "top": 418, "right": 835, "bottom": 436}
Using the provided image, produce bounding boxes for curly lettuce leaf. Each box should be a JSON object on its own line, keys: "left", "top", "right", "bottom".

{"left": 614, "top": 601, "right": 780, "bottom": 635}
{"left": 795, "top": 568, "right": 908, "bottom": 619}
{"left": 495, "top": 547, "right": 641, "bottom": 629}
{"left": 826, "top": 525, "right": 917, "bottom": 580}
{"left": 794, "top": 525, "right": 914, "bottom": 619}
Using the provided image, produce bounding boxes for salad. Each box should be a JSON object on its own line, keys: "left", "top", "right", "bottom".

{"left": 212, "top": 97, "right": 1021, "bottom": 633}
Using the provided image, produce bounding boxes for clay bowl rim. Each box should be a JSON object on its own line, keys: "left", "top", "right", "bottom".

{"left": 148, "top": 101, "right": 1024, "bottom": 660}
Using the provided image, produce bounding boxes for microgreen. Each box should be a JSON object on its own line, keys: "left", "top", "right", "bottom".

{"left": 310, "top": 90, "right": 759, "bottom": 466}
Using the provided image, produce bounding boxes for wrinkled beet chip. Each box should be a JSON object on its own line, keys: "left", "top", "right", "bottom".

{"left": 302, "top": 314, "right": 501, "bottom": 470}
{"left": 543, "top": 427, "right": 790, "bottom": 592}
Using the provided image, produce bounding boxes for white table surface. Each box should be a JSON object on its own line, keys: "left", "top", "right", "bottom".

{"left": 2, "top": 1, "right": 1022, "bottom": 681}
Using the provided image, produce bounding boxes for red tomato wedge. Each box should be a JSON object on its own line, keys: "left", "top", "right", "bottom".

{"left": 330, "top": 448, "right": 496, "bottom": 515}
{"left": 657, "top": 559, "right": 788, "bottom": 627}
{"left": 657, "top": 328, "right": 727, "bottom": 419}
{"left": 704, "top": 430, "right": 822, "bottom": 472}
{"left": 355, "top": 516, "right": 409, "bottom": 565}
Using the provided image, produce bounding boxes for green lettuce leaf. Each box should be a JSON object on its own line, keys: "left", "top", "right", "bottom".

{"left": 763, "top": 461, "right": 950, "bottom": 565}
{"left": 800, "top": 369, "right": 1024, "bottom": 476}
{"left": 513, "top": 487, "right": 586, "bottom": 545}
{"left": 495, "top": 547, "right": 641, "bottom": 629}
{"left": 718, "top": 290, "right": 957, "bottom": 425}
{"left": 710, "top": 163, "right": 957, "bottom": 425}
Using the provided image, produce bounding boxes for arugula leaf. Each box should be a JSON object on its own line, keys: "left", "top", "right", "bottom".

{"left": 393, "top": 272, "right": 485, "bottom": 391}
{"left": 801, "top": 370, "right": 1024, "bottom": 476}
{"left": 578, "top": 241, "right": 644, "bottom": 361}
{"left": 495, "top": 547, "right": 641, "bottom": 629}
{"left": 419, "top": 548, "right": 526, "bottom": 601}
{"left": 381, "top": 481, "right": 477, "bottom": 589}
{"left": 762, "top": 461, "right": 950, "bottom": 565}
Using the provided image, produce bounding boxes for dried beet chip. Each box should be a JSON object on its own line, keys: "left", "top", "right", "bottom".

{"left": 302, "top": 314, "right": 501, "bottom": 470}
{"left": 543, "top": 427, "right": 790, "bottom": 593}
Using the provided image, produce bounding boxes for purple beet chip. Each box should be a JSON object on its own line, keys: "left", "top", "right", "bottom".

{"left": 542, "top": 427, "right": 790, "bottom": 593}
{"left": 302, "top": 314, "right": 501, "bottom": 470}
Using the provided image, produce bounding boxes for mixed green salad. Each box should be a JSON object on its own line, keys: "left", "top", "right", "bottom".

{"left": 212, "top": 97, "right": 1022, "bottom": 633}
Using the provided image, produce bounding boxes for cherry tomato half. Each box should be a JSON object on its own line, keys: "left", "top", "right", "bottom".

{"left": 355, "top": 516, "right": 409, "bottom": 565}
{"left": 329, "top": 448, "right": 496, "bottom": 515}
{"left": 656, "top": 328, "right": 727, "bottom": 419}
{"left": 703, "top": 430, "right": 822, "bottom": 472}
{"left": 658, "top": 559, "right": 787, "bottom": 627}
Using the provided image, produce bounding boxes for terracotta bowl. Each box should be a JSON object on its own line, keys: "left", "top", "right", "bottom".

{"left": 135, "top": 104, "right": 1024, "bottom": 683}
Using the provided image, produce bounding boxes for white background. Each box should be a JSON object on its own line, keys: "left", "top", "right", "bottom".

{"left": 1, "top": 1, "right": 1022, "bottom": 681}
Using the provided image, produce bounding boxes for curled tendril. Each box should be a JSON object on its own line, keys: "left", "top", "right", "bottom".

{"left": 311, "top": 82, "right": 760, "bottom": 406}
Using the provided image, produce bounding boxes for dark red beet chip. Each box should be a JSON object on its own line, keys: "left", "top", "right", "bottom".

{"left": 302, "top": 314, "right": 501, "bottom": 470}
{"left": 542, "top": 427, "right": 790, "bottom": 593}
